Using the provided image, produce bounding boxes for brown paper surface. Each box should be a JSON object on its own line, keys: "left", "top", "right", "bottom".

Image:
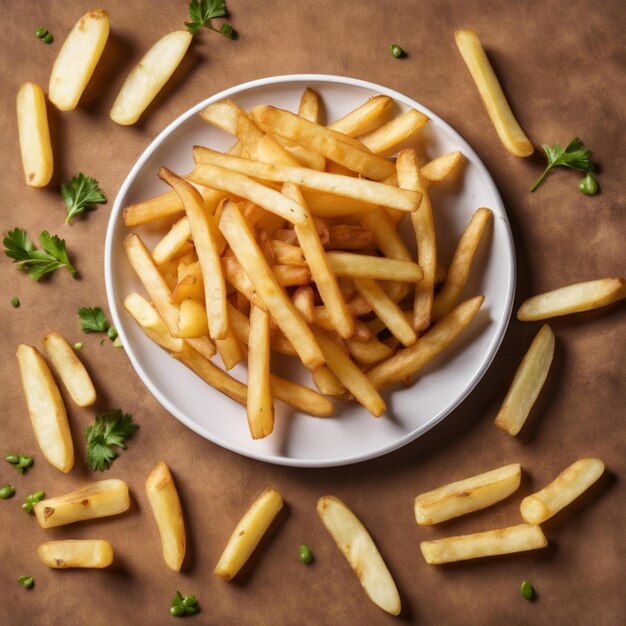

{"left": 1, "top": 1, "right": 624, "bottom": 624}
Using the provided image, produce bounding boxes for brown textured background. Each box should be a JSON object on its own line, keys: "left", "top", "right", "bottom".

{"left": 1, "top": 1, "right": 625, "bottom": 624}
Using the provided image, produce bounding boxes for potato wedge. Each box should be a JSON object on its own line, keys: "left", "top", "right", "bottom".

{"left": 124, "top": 292, "right": 184, "bottom": 352}
{"left": 420, "top": 524, "right": 547, "bottom": 564}
{"left": 317, "top": 496, "right": 401, "bottom": 616}
{"left": 520, "top": 458, "right": 604, "bottom": 524}
{"left": 48, "top": 9, "right": 110, "bottom": 111}
{"left": 517, "top": 278, "right": 625, "bottom": 321}
{"left": 215, "top": 488, "right": 284, "bottom": 580}
{"left": 415, "top": 463, "right": 522, "bottom": 525}
{"left": 16, "top": 82, "right": 53, "bottom": 187}
{"left": 110, "top": 30, "right": 192, "bottom": 125}
{"left": 37, "top": 540, "right": 114, "bottom": 569}
{"left": 145, "top": 461, "right": 186, "bottom": 571}
{"left": 494, "top": 324, "right": 554, "bottom": 436}
{"left": 42, "top": 332, "right": 96, "bottom": 407}
{"left": 34, "top": 479, "right": 130, "bottom": 529}
{"left": 16, "top": 344, "right": 73, "bottom": 473}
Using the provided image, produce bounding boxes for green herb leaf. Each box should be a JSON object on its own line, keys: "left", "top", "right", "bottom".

{"left": 78, "top": 307, "right": 110, "bottom": 333}
{"left": 85, "top": 410, "right": 138, "bottom": 472}
{"left": 530, "top": 137, "right": 594, "bottom": 192}
{"left": 185, "top": 0, "right": 236, "bottom": 39}
{"left": 61, "top": 174, "right": 107, "bottom": 223}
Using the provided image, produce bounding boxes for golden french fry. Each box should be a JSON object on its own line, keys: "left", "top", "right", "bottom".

{"left": 360, "top": 209, "right": 412, "bottom": 261}
{"left": 520, "top": 458, "right": 604, "bottom": 525}
{"left": 215, "top": 323, "right": 245, "bottom": 370}
{"left": 37, "top": 540, "right": 114, "bottom": 569}
{"left": 34, "top": 480, "right": 130, "bottom": 529}
{"left": 270, "top": 375, "right": 334, "bottom": 417}
{"left": 172, "top": 261, "right": 205, "bottom": 305}
{"left": 274, "top": 136, "right": 326, "bottom": 170}
{"left": 346, "top": 336, "right": 394, "bottom": 365}
{"left": 110, "top": 30, "right": 192, "bottom": 125}
{"left": 517, "top": 278, "right": 626, "bottom": 321}
{"left": 327, "top": 225, "right": 376, "bottom": 252}
{"left": 312, "top": 365, "right": 348, "bottom": 397}
{"left": 238, "top": 117, "right": 301, "bottom": 167}
{"left": 432, "top": 207, "right": 492, "bottom": 321}
{"left": 298, "top": 87, "right": 321, "bottom": 122}
{"left": 328, "top": 95, "right": 393, "bottom": 136}
{"left": 415, "top": 464, "right": 522, "bottom": 525}
{"left": 420, "top": 524, "right": 547, "bottom": 564}
{"left": 145, "top": 461, "right": 186, "bottom": 572}
{"left": 16, "top": 344, "right": 73, "bottom": 473}
{"left": 360, "top": 109, "right": 429, "bottom": 155}
{"left": 124, "top": 189, "right": 185, "bottom": 226}
{"left": 272, "top": 264, "right": 312, "bottom": 286}
{"left": 421, "top": 151, "right": 463, "bottom": 185}
{"left": 124, "top": 292, "right": 184, "bottom": 352}
{"left": 292, "top": 286, "right": 315, "bottom": 323}
{"left": 455, "top": 30, "right": 533, "bottom": 157}
{"left": 152, "top": 217, "right": 192, "bottom": 265}
{"left": 16, "top": 82, "right": 53, "bottom": 187}
{"left": 177, "top": 298, "right": 209, "bottom": 338}
{"left": 327, "top": 252, "right": 423, "bottom": 282}
{"left": 215, "top": 488, "right": 284, "bottom": 580}
{"left": 302, "top": 190, "right": 378, "bottom": 218}
{"left": 48, "top": 9, "right": 110, "bottom": 111}
{"left": 42, "top": 332, "right": 96, "bottom": 407}
{"left": 270, "top": 239, "right": 307, "bottom": 266}
{"left": 318, "top": 496, "right": 401, "bottom": 616}
{"left": 494, "top": 324, "right": 555, "bottom": 436}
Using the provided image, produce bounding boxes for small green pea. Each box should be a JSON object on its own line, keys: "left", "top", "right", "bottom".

{"left": 389, "top": 44, "right": 405, "bottom": 59}
{"left": 182, "top": 595, "right": 198, "bottom": 608}
{"left": 520, "top": 580, "right": 534, "bottom": 601}
{"left": 35, "top": 28, "right": 47, "bottom": 38}
{"left": 18, "top": 575, "right": 34, "bottom": 589}
{"left": 11, "top": 296, "right": 20, "bottom": 308}
{"left": 299, "top": 544, "right": 313, "bottom": 564}
{"left": 169, "top": 605, "right": 185, "bottom": 617}
{"left": 579, "top": 172, "right": 599, "bottom": 196}
{"left": 6, "top": 454, "right": 19, "bottom": 464}
{"left": 73, "top": 342, "right": 83, "bottom": 351}
{"left": 184, "top": 605, "right": 200, "bottom": 615}
{"left": 0, "top": 485, "right": 16, "bottom": 499}
{"left": 43, "top": 33, "right": 54, "bottom": 44}
{"left": 107, "top": 326, "right": 118, "bottom": 341}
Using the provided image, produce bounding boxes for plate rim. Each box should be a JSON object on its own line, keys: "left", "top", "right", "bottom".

{"left": 104, "top": 73, "right": 516, "bottom": 468}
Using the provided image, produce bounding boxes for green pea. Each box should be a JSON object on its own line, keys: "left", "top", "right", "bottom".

{"left": 43, "top": 33, "right": 54, "bottom": 44}
{"left": 6, "top": 454, "right": 19, "bottom": 464}
{"left": 184, "top": 605, "right": 200, "bottom": 615}
{"left": 579, "top": 172, "right": 599, "bottom": 196}
{"left": 11, "top": 296, "right": 20, "bottom": 308}
{"left": 169, "top": 605, "right": 185, "bottom": 617}
{"left": 299, "top": 543, "right": 313, "bottom": 564}
{"left": 182, "top": 595, "right": 198, "bottom": 608}
{"left": 0, "top": 485, "right": 16, "bottom": 499}
{"left": 520, "top": 580, "right": 534, "bottom": 601}
{"left": 35, "top": 28, "right": 47, "bottom": 38}
{"left": 107, "top": 326, "right": 118, "bottom": 341}
{"left": 389, "top": 44, "right": 405, "bottom": 59}
{"left": 74, "top": 342, "right": 83, "bottom": 351}
{"left": 18, "top": 575, "right": 34, "bottom": 589}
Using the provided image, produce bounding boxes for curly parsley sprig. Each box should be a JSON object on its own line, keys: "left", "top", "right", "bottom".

{"left": 85, "top": 410, "right": 138, "bottom": 471}
{"left": 530, "top": 137, "right": 594, "bottom": 192}
{"left": 185, "top": 0, "right": 238, "bottom": 39}
{"left": 61, "top": 174, "right": 107, "bottom": 223}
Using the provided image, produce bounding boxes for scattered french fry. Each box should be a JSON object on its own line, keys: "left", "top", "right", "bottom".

{"left": 37, "top": 540, "right": 114, "bottom": 569}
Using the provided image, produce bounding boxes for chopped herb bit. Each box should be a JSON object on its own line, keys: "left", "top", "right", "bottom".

{"left": 43, "top": 33, "right": 54, "bottom": 44}
{"left": 22, "top": 490, "right": 45, "bottom": 513}
{"left": 170, "top": 591, "right": 200, "bottom": 617}
{"left": 85, "top": 410, "right": 138, "bottom": 471}
{"left": 579, "top": 172, "right": 599, "bottom": 196}
{"left": 6, "top": 454, "right": 33, "bottom": 474}
{"left": 531, "top": 137, "right": 594, "bottom": 192}
{"left": 18, "top": 575, "right": 34, "bottom": 589}
{"left": 73, "top": 342, "right": 83, "bottom": 351}
{"left": 186, "top": 0, "right": 237, "bottom": 39}
{"left": 520, "top": 580, "right": 535, "bottom": 601}
{"left": 78, "top": 307, "right": 110, "bottom": 334}
{"left": 61, "top": 174, "right": 107, "bottom": 224}
{"left": 11, "top": 296, "right": 20, "bottom": 308}
{"left": 0, "top": 485, "right": 16, "bottom": 499}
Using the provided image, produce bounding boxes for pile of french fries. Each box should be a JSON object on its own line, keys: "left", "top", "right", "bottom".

{"left": 122, "top": 88, "right": 491, "bottom": 439}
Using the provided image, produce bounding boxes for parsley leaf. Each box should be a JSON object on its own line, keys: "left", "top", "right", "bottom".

{"left": 185, "top": 0, "right": 238, "bottom": 39}
{"left": 85, "top": 410, "right": 138, "bottom": 471}
{"left": 78, "top": 307, "right": 110, "bottom": 333}
{"left": 3, "top": 228, "right": 78, "bottom": 281}
{"left": 61, "top": 173, "right": 107, "bottom": 223}
{"left": 531, "top": 137, "right": 594, "bottom": 192}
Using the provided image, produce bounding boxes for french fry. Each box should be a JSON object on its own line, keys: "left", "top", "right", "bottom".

{"left": 42, "top": 332, "right": 96, "bottom": 407}
{"left": 312, "top": 308, "right": 372, "bottom": 341}
{"left": 110, "top": 30, "right": 193, "bottom": 125}
{"left": 494, "top": 324, "right": 554, "bottom": 436}
{"left": 414, "top": 464, "right": 522, "bottom": 525}
{"left": 270, "top": 375, "right": 334, "bottom": 417}
{"left": 236, "top": 112, "right": 301, "bottom": 167}
{"left": 292, "top": 286, "right": 315, "bottom": 323}
{"left": 16, "top": 344, "right": 73, "bottom": 473}
{"left": 346, "top": 336, "right": 394, "bottom": 365}
{"left": 327, "top": 252, "right": 423, "bottom": 282}
{"left": 124, "top": 189, "right": 186, "bottom": 227}
{"left": 367, "top": 295, "right": 484, "bottom": 388}
{"left": 303, "top": 190, "right": 378, "bottom": 218}
{"left": 327, "top": 225, "right": 376, "bottom": 252}
{"left": 215, "top": 488, "right": 284, "bottom": 580}
{"left": 274, "top": 136, "right": 326, "bottom": 170}
{"left": 517, "top": 278, "right": 626, "bottom": 321}
{"left": 177, "top": 298, "right": 209, "bottom": 338}
{"left": 420, "top": 524, "right": 547, "bottom": 564}
{"left": 199, "top": 99, "right": 239, "bottom": 132}
{"left": 34, "top": 479, "right": 130, "bottom": 529}
{"left": 360, "top": 209, "right": 412, "bottom": 261}
{"left": 520, "top": 458, "right": 604, "bottom": 524}
{"left": 421, "top": 151, "right": 463, "bottom": 185}
{"left": 432, "top": 207, "right": 492, "bottom": 321}
{"left": 37, "top": 540, "right": 114, "bottom": 569}
{"left": 272, "top": 264, "right": 312, "bottom": 286}
{"left": 327, "top": 95, "right": 393, "bottom": 136}
{"left": 247, "top": 305, "right": 274, "bottom": 439}
{"left": 317, "top": 496, "right": 401, "bottom": 616}
{"left": 152, "top": 217, "right": 192, "bottom": 265}
{"left": 270, "top": 239, "right": 307, "bottom": 267}
{"left": 48, "top": 9, "right": 110, "bottom": 111}
{"left": 145, "top": 461, "right": 186, "bottom": 572}
{"left": 359, "top": 109, "right": 429, "bottom": 155}
{"left": 215, "top": 323, "right": 245, "bottom": 370}
{"left": 124, "top": 293, "right": 184, "bottom": 352}
{"left": 298, "top": 87, "right": 321, "bottom": 122}
{"left": 455, "top": 30, "right": 533, "bottom": 157}
{"left": 16, "top": 82, "right": 53, "bottom": 187}
{"left": 312, "top": 366, "right": 348, "bottom": 397}
{"left": 171, "top": 262, "right": 205, "bottom": 305}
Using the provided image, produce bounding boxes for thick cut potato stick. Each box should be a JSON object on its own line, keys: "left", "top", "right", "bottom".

{"left": 152, "top": 217, "right": 192, "bottom": 265}
{"left": 124, "top": 189, "right": 185, "bottom": 226}
{"left": 42, "top": 332, "right": 96, "bottom": 407}
{"left": 312, "top": 365, "right": 348, "bottom": 397}
{"left": 328, "top": 96, "right": 393, "bottom": 136}
{"left": 192, "top": 148, "right": 421, "bottom": 213}
{"left": 237, "top": 115, "right": 301, "bottom": 167}
{"left": 517, "top": 278, "right": 626, "bottom": 321}
{"left": 420, "top": 524, "right": 547, "bottom": 564}
{"left": 346, "top": 336, "right": 394, "bottom": 364}
{"left": 274, "top": 136, "right": 326, "bottom": 170}
{"left": 34, "top": 480, "right": 130, "bottom": 529}
{"left": 327, "top": 225, "right": 376, "bottom": 252}
{"left": 269, "top": 375, "right": 334, "bottom": 417}
{"left": 215, "top": 489, "right": 284, "bottom": 580}
{"left": 494, "top": 324, "right": 554, "bottom": 436}
{"left": 432, "top": 207, "right": 492, "bottom": 321}
{"left": 110, "top": 30, "right": 192, "bottom": 125}
{"left": 318, "top": 496, "right": 401, "bottom": 616}
{"left": 421, "top": 151, "right": 463, "bottom": 185}
{"left": 37, "top": 540, "right": 114, "bottom": 569}
{"left": 16, "top": 82, "right": 53, "bottom": 187}
{"left": 368, "top": 295, "right": 484, "bottom": 388}
{"left": 327, "top": 252, "right": 423, "bottom": 282}
{"left": 172, "top": 263, "right": 205, "bottom": 304}
{"left": 124, "top": 293, "right": 184, "bottom": 352}
{"left": 271, "top": 239, "right": 307, "bottom": 267}
{"left": 312, "top": 308, "right": 372, "bottom": 341}
{"left": 455, "top": 30, "right": 533, "bottom": 157}
{"left": 218, "top": 201, "right": 324, "bottom": 369}
{"left": 303, "top": 190, "right": 379, "bottom": 218}
{"left": 298, "top": 87, "right": 321, "bottom": 122}
{"left": 415, "top": 464, "right": 522, "bottom": 525}
{"left": 16, "top": 345, "right": 73, "bottom": 473}
{"left": 215, "top": 324, "right": 245, "bottom": 370}
{"left": 272, "top": 264, "right": 312, "bottom": 286}
{"left": 360, "top": 109, "right": 429, "bottom": 155}
{"left": 360, "top": 210, "right": 412, "bottom": 261}
{"left": 48, "top": 9, "right": 110, "bottom": 111}
{"left": 145, "top": 461, "right": 186, "bottom": 572}
{"left": 292, "top": 286, "right": 315, "bottom": 323}
{"left": 312, "top": 328, "right": 385, "bottom": 417}
{"left": 520, "top": 458, "right": 604, "bottom": 524}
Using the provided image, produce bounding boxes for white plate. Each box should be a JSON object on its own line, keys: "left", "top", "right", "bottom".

{"left": 105, "top": 74, "right": 515, "bottom": 468}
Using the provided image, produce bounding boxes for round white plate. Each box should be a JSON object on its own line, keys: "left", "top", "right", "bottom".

{"left": 105, "top": 74, "right": 515, "bottom": 468}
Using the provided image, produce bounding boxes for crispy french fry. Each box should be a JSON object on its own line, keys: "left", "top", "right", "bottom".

{"left": 124, "top": 189, "right": 185, "bottom": 226}
{"left": 298, "top": 87, "right": 321, "bottom": 123}
{"left": 328, "top": 95, "right": 393, "bottom": 137}
{"left": 37, "top": 540, "right": 114, "bottom": 569}
{"left": 215, "top": 323, "right": 245, "bottom": 370}
{"left": 270, "top": 239, "right": 307, "bottom": 267}
{"left": 312, "top": 307, "right": 372, "bottom": 341}
{"left": 274, "top": 136, "right": 326, "bottom": 170}
{"left": 152, "top": 217, "right": 192, "bottom": 265}
{"left": 494, "top": 324, "right": 554, "bottom": 436}
{"left": 42, "top": 332, "right": 96, "bottom": 407}
{"left": 421, "top": 151, "right": 463, "bottom": 185}
{"left": 520, "top": 458, "right": 605, "bottom": 524}
{"left": 420, "top": 524, "right": 547, "bottom": 564}
{"left": 292, "top": 286, "right": 315, "bottom": 323}
{"left": 236, "top": 112, "right": 301, "bottom": 167}
{"left": 327, "top": 225, "right": 376, "bottom": 252}
{"left": 34, "top": 480, "right": 130, "bottom": 529}
{"left": 346, "top": 336, "right": 394, "bottom": 364}
{"left": 270, "top": 375, "right": 334, "bottom": 417}
{"left": 16, "top": 344, "right": 73, "bottom": 473}
{"left": 415, "top": 464, "right": 522, "bottom": 525}
{"left": 312, "top": 365, "right": 348, "bottom": 397}
{"left": 303, "top": 190, "right": 379, "bottom": 218}
{"left": 171, "top": 262, "right": 205, "bottom": 305}
{"left": 318, "top": 496, "right": 401, "bottom": 616}
{"left": 177, "top": 298, "right": 209, "bottom": 338}
{"left": 215, "top": 489, "right": 284, "bottom": 580}
{"left": 455, "top": 30, "right": 533, "bottom": 157}
{"left": 327, "top": 252, "right": 423, "bottom": 282}
{"left": 360, "top": 109, "right": 429, "bottom": 155}
{"left": 272, "top": 264, "right": 312, "bottom": 286}
{"left": 517, "top": 278, "right": 626, "bottom": 321}
{"left": 360, "top": 209, "right": 412, "bottom": 261}
{"left": 124, "top": 293, "right": 184, "bottom": 352}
